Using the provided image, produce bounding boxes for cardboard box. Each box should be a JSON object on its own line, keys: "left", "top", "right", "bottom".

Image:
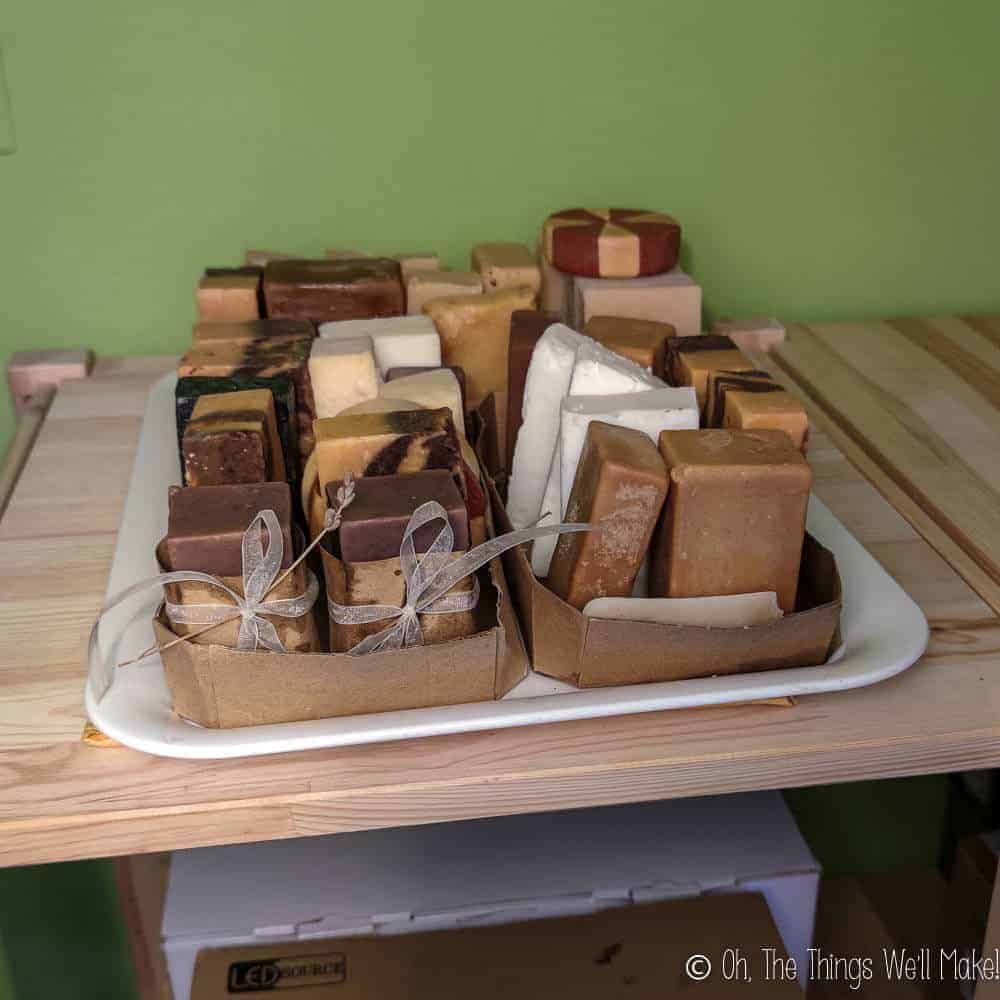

{"left": 156, "top": 553, "right": 527, "bottom": 728}
{"left": 811, "top": 871, "right": 947, "bottom": 998}
{"left": 491, "top": 478, "right": 842, "bottom": 686}
{"left": 162, "top": 792, "right": 820, "bottom": 999}
{"left": 187, "top": 894, "right": 800, "bottom": 999}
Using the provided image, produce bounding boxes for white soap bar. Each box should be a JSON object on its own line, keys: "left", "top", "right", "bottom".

{"left": 582, "top": 592, "right": 783, "bottom": 627}
{"left": 567, "top": 339, "right": 666, "bottom": 398}
{"left": 559, "top": 387, "right": 698, "bottom": 507}
{"left": 380, "top": 369, "right": 464, "bottom": 432}
{"left": 506, "top": 324, "right": 589, "bottom": 529}
{"left": 308, "top": 336, "right": 380, "bottom": 418}
{"left": 318, "top": 316, "right": 440, "bottom": 376}
{"left": 573, "top": 269, "right": 702, "bottom": 335}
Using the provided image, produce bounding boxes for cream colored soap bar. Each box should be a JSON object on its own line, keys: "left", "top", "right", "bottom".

{"left": 380, "top": 368, "right": 463, "bottom": 432}
{"left": 471, "top": 243, "right": 541, "bottom": 296}
{"left": 407, "top": 271, "right": 483, "bottom": 315}
{"left": 573, "top": 269, "right": 701, "bottom": 334}
{"left": 395, "top": 252, "right": 440, "bottom": 285}
{"left": 582, "top": 592, "right": 783, "bottom": 625}
{"left": 308, "top": 336, "right": 379, "bottom": 418}
{"left": 319, "top": 315, "right": 441, "bottom": 375}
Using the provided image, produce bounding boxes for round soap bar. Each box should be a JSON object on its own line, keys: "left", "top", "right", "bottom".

{"left": 542, "top": 208, "right": 681, "bottom": 278}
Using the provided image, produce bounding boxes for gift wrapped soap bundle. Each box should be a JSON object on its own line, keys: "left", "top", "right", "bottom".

{"left": 107, "top": 209, "right": 839, "bottom": 729}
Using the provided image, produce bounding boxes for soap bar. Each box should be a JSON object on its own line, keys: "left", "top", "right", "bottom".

{"left": 175, "top": 375, "right": 297, "bottom": 485}
{"left": 539, "top": 252, "right": 572, "bottom": 323}
{"left": 245, "top": 249, "right": 292, "bottom": 267}
{"left": 506, "top": 324, "right": 587, "bottom": 528}
{"left": 567, "top": 339, "right": 666, "bottom": 397}
{"left": 263, "top": 259, "right": 404, "bottom": 323}
{"left": 583, "top": 315, "right": 674, "bottom": 377}
{"left": 325, "top": 249, "right": 369, "bottom": 260}
{"left": 394, "top": 252, "right": 440, "bottom": 285}
{"left": 424, "top": 286, "right": 536, "bottom": 467}
{"left": 183, "top": 388, "right": 284, "bottom": 486}
{"left": 718, "top": 376, "right": 809, "bottom": 451}
{"left": 560, "top": 388, "right": 698, "bottom": 509}
{"left": 177, "top": 337, "right": 315, "bottom": 461}
{"left": 192, "top": 318, "right": 314, "bottom": 344}
{"left": 667, "top": 334, "right": 753, "bottom": 411}
{"left": 308, "top": 336, "right": 380, "bottom": 418}
{"left": 328, "top": 553, "right": 475, "bottom": 652}
{"left": 196, "top": 274, "right": 262, "bottom": 322}
{"left": 332, "top": 469, "right": 469, "bottom": 563}
{"left": 470, "top": 243, "right": 541, "bottom": 295}
{"left": 380, "top": 368, "right": 464, "bottom": 432}
{"left": 165, "top": 482, "right": 294, "bottom": 576}
{"left": 313, "top": 407, "right": 461, "bottom": 495}
{"left": 573, "top": 269, "right": 701, "bottom": 334}
{"left": 712, "top": 315, "right": 786, "bottom": 354}
{"left": 583, "top": 592, "right": 783, "bottom": 626}
{"left": 506, "top": 310, "right": 557, "bottom": 473}
{"left": 705, "top": 368, "right": 773, "bottom": 426}
{"left": 547, "top": 422, "right": 668, "bottom": 608}
{"left": 406, "top": 271, "right": 482, "bottom": 315}
{"left": 385, "top": 365, "right": 467, "bottom": 407}
{"left": 652, "top": 429, "right": 811, "bottom": 612}
{"left": 204, "top": 266, "right": 263, "bottom": 278}
{"left": 318, "top": 315, "right": 440, "bottom": 375}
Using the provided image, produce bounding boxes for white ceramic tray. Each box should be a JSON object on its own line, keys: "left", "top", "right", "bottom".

{"left": 85, "top": 374, "right": 929, "bottom": 759}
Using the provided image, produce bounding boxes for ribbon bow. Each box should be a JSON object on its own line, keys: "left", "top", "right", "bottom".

{"left": 330, "top": 501, "right": 591, "bottom": 655}
{"left": 163, "top": 508, "right": 318, "bottom": 653}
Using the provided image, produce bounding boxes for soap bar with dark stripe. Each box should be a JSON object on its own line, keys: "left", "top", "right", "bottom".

{"left": 263, "top": 258, "right": 404, "bottom": 323}
{"left": 711, "top": 371, "right": 809, "bottom": 451}
{"left": 666, "top": 334, "right": 753, "bottom": 411}
{"left": 313, "top": 407, "right": 462, "bottom": 497}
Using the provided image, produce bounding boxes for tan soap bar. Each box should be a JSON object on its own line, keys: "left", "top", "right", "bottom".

{"left": 547, "top": 422, "right": 668, "bottom": 610}
{"left": 327, "top": 553, "right": 476, "bottom": 652}
{"left": 584, "top": 315, "right": 675, "bottom": 377}
{"left": 722, "top": 383, "right": 809, "bottom": 451}
{"left": 470, "top": 243, "right": 541, "bottom": 296}
{"left": 424, "top": 286, "right": 535, "bottom": 467}
{"left": 539, "top": 251, "right": 572, "bottom": 323}
{"left": 406, "top": 271, "right": 483, "bottom": 315}
{"left": 395, "top": 252, "right": 440, "bottom": 285}
{"left": 667, "top": 334, "right": 753, "bottom": 411}
{"left": 196, "top": 274, "right": 261, "bottom": 322}
{"left": 573, "top": 269, "right": 701, "bottom": 333}
{"left": 313, "top": 406, "right": 462, "bottom": 496}
{"left": 652, "top": 429, "right": 811, "bottom": 612}
{"left": 244, "top": 249, "right": 292, "bottom": 267}
{"left": 183, "top": 388, "right": 285, "bottom": 485}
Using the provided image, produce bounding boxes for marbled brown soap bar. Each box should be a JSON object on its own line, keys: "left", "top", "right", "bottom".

{"left": 182, "top": 389, "right": 284, "bottom": 486}
{"left": 313, "top": 407, "right": 462, "bottom": 496}
{"left": 263, "top": 258, "right": 404, "bottom": 323}
{"left": 651, "top": 429, "right": 811, "bottom": 612}
{"left": 547, "top": 422, "right": 667, "bottom": 609}
{"left": 584, "top": 315, "right": 675, "bottom": 377}
{"left": 331, "top": 469, "right": 469, "bottom": 563}
{"left": 192, "top": 318, "right": 314, "bottom": 344}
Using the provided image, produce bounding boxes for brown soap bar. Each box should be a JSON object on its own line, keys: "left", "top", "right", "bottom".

{"left": 705, "top": 368, "right": 773, "bottom": 426}
{"left": 165, "top": 482, "right": 294, "bottom": 576}
{"left": 328, "top": 553, "right": 476, "bottom": 652}
{"left": 313, "top": 407, "right": 462, "bottom": 496}
{"left": 183, "top": 389, "right": 285, "bottom": 486}
{"left": 192, "top": 318, "right": 314, "bottom": 344}
{"left": 263, "top": 258, "right": 404, "bottom": 323}
{"left": 177, "top": 336, "right": 316, "bottom": 462}
{"left": 331, "top": 469, "right": 469, "bottom": 563}
{"left": 547, "top": 422, "right": 667, "bottom": 610}
{"left": 385, "top": 365, "right": 468, "bottom": 409}
{"left": 719, "top": 377, "right": 809, "bottom": 452}
{"left": 584, "top": 315, "right": 675, "bottom": 378}
{"left": 196, "top": 274, "right": 262, "bottom": 322}
{"left": 506, "top": 309, "right": 557, "bottom": 474}
{"left": 651, "top": 429, "right": 811, "bottom": 612}
{"left": 666, "top": 334, "right": 753, "bottom": 411}
{"left": 424, "top": 286, "right": 536, "bottom": 469}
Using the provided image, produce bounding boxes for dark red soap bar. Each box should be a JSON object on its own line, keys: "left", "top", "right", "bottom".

{"left": 506, "top": 310, "right": 557, "bottom": 474}
{"left": 165, "top": 482, "right": 294, "bottom": 576}
{"left": 330, "top": 470, "right": 470, "bottom": 563}
{"left": 263, "top": 258, "right": 404, "bottom": 323}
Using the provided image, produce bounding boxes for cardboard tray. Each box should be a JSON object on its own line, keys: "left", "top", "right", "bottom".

{"left": 84, "top": 374, "right": 929, "bottom": 759}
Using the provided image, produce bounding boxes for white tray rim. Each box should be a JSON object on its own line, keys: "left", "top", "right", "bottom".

{"left": 84, "top": 373, "right": 929, "bottom": 759}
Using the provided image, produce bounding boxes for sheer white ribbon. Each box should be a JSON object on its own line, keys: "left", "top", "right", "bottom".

{"left": 329, "top": 500, "right": 591, "bottom": 655}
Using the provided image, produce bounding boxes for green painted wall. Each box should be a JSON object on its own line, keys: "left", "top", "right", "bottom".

{"left": 1, "top": 0, "right": 999, "bottom": 452}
